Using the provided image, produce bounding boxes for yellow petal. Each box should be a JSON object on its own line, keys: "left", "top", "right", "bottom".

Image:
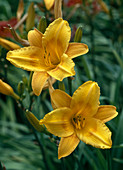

{"left": 47, "top": 54, "right": 75, "bottom": 81}
{"left": 42, "top": 18, "right": 71, "bottom": 65}
{"left": 40, "top": 107, "right": 74, "bottom": 137}
{"left": 58, "top": 134, "right": 80, "bottom": 159}
{"left": 0, "top": 37, "right": 20, "bottom": 50}
{"left": 94, "top": 105, "right": 118, "bottom": 123}
{"left": 66, "top": 43, "right": 89, "bottom": 59}
{"left": 44, "top": 0, "right": 54, "bottom": 10}
{"left": 51, "top": 89, "right": 72, "bottom": 109}
{"left": 28, "top": 29, "right": 43, "bottom": 48}
{"left": 7, "top": 46, "right": 54, "bottom": 71}
{"left": 32, "top": 71, "right": 49, "bottom": 96}
{"left": 0, "top": 79, "right": 14, "bottom": 96}
{"left": 76, "top": 118, "right": 112, "bottom": 149}
{"left": 70, "top": 81, "right": 100, "bottom": 117}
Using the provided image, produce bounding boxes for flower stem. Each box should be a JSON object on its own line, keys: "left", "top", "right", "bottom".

{"left": 61, "top": 158, "right": 66, "bottom": 170}
{"left": 12, "top": 92, "right": 20, "bottom": 100}
{"left": 106, "top": 150, "right": 112, "bottom": 170}
{"left": 68, "top": 77, "right": 72, "bottom": 96}
{"left": 90, "top": 17, "right": 96, "bottom": 80}
{"left": 28, "top": 71, "right": 33, "bottom": 93}
{"left": 33, "top": 130, "right": 50, "bottom": 170}
{"left": 112, "top": 49, "right": 123, "bottom": 69}
{"left": 81, "top": 56, "right": 93, "bottom": 80}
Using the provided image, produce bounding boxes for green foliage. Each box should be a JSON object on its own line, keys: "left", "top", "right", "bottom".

{"left": 0, "top": 0, "right": 123, "bottom": 170}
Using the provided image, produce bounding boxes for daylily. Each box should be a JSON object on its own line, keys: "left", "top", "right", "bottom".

{"left": 44, "top": 0, "right": 54, "bottom": 10}
{"left": 40, "top": 81, "right": 118, "bottom": 159}
{"left": 7, "top": 18, "right": 88, "bottom": 96}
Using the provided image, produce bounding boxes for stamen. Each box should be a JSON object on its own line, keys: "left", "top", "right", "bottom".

{"left": 43, "top": 47, "right": 53, "bottom": 67}
{"left": 72, "top": 115, "right": 86, "bottom": 129}
{"left": 82, "top": 118, "right": 85, "bottom": 128}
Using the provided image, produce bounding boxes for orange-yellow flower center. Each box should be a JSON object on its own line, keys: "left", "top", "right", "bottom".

{"left": 43, "top": 47, "right": 53, "bottom": 67}
{"left": 43, "top": 47, "right": 60, "bottom": 67}
{"left": 72, "top": 114, "right": 86, "bottom": 129}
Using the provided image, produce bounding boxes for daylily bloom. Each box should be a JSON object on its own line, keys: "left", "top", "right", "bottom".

{"left": 44, "top": 0, "right": 54, "bottom": 10}
{"left": 7, "top": 18, "right": 88, "bottom": 96}
{"left": 40, "top": 81, "right": 118, "bottom": 159}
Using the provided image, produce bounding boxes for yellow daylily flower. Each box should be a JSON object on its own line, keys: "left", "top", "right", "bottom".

{"left": 40, "top": 81, "right": 118, "bottom": 159}
{"left": 7, "top": 18, "right": 89, "bottom": 96}
{"left": 44, "top": 0, "right": 54, "bottom": 10}
{"left": 0, "top": 37, "right": 20, "bottom": 50}
{"left": 0, "top": 79, "right": 20, "bottom": 100}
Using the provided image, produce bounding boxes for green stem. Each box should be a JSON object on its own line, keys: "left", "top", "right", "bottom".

{"left": 0, "top": 162, "right": 3, "bottom": 170}
{"left": 29, "top": 93, "right": 34, "bottom": 111}
{"left": 33, "top": 130, "right": 50, "bottom": 170}
{"left": 106, "top": 150, "right": 112, "bottom": 170}
{"left": 90, "top": 17, "right": 96, "bottom": 80}
{"left": 112, "top": 49, "right": 123, "bottom": 69}
{"left": 61, "top": 158, "right": 66, "bottom": 170}
{"left": 82, "top": 56, "right": 93, "bottom": 80}
{"left": 12, "top": 92, "right": 20, "bottom": 100}
{"left": 67, "top": 77, "right": 72, "bottom": 96}
{"left": 28, "top": 71, "right": 33, "bottom": 93}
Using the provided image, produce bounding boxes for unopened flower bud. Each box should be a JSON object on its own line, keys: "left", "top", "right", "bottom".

{"left": 97, "top": 0, "right": 109, "bottom": 14}
{"left": 22, "top": 75, "right": 28, "bottom": 87}
{"left": 0, "top": 79, "right": 20, "bottom": 100}
{"left": 25, "top": 110, "right": 45, "bottom": 132}
{"left": 0, "top": 37, "right": 20, "bottom": 50}
{"left": 54, "top": 0, "right": 62, "bottom": 19}
{"left": 26, "top": 2, "right": 35, "bottom": 32}
{"left": 74, "top": 26, "right": 83, "bottom": 43}
{"left": 44, "top": 0, "right": 54, "bottom": 10}
{"left": 0, "top": 79, "right": 14, "bottom": 96}
{"left": 38, "top": 16, "right": 47, "bottom": 33}
{"left": 18, "top": 81, "right": 25, "bottom": 95}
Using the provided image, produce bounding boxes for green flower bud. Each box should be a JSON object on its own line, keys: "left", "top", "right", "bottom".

{"left": 38, "top": 16, "right": 47, "bottom": 33}
{"left": 26, "top": 2, "right": 35, "bottom": 32}
{"left": 74, "top": 26, "right": 83, "bottom": 43}
{"left": 22, "top": 75, "right": 28, "bottom": 87}
{"left": 18, "top": 81, "right": 25, "bottom": 96}
{"left": 25, "top": 110, "right": 45, "bottom": 132}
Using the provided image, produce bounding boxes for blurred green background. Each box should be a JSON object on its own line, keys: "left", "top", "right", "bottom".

{"left": 0, "top": 0, "right": 123, "bottom": 169}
